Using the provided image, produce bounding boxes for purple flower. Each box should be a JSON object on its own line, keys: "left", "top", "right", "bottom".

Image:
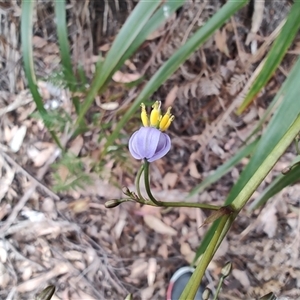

{"left": 129, "top": 127, "right": 171, "bottom": 162}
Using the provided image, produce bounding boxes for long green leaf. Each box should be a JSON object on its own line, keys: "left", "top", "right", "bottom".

{"left": 21, "top": 1, "right": 46, "bottom": 114}
{"left": 54, "top": 0, "right": 77, "bottom": 91}
{"left": 188, "top": 113, "right": 300, "bottom": 296}
{"left": 21, "top": 0, "right": 62, "bottom": 148}
{"left": 237, "top": 1, "right": 300, "bottom": 114}
{"left": 112, "top": 0, "right": 185, "bottom": 76}
{"left": 249, "top": 161, "right": 300, "bottom": 210}
{"left": 194, "top": 54, "right": 300, "bottom": 263}
{"left": 76, "top": 0, "right": 161, "bottom": 126}
{"left": 105, "top": 0, "right": 249, "bottom": 151}
{"left": 188, "top": 139, "right": 259, "bottom": 197}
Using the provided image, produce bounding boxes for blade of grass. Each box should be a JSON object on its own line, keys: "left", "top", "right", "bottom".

{"left": 237, "top": 1, "right": 300, "bottom": 114}
{"left": 111, "top": 0, "right": 185, "bottom": 76}
{"left": 76, "top": 0, "right": 161, "bottom": 127}
{"left": 105, "top": 0, "right": 249, "bottom": 152}
{"left": 249, "top": 161, "right": 300, "bottom": 210}
{"left": 194, "top": 54, "right": 300, "bottom": 263}
{"left": 54, "top": 0, "right": 77, "bottom": 91}
{"left": 188, "top": 139, "right": 259, "bottom": 197}
{"left": 21, "top": 0, "right": 62, "bottom": 149}
{"left": 83, "top": 0, "right": 184, "bottom": 127}
{"left": 55, "top": 0, "right": 82, "bottom": 115}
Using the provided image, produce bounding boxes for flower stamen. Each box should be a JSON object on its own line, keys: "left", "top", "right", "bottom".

{"left": 141, "top": 103, "right": 149, "bottom": 127}
{"left": 150, "top": 101, "right": 161, "bottom": 127}
{"left": 159, "top": 107, "right": 174, "bottom": 131}
{"left": 140, "top": 101, "right": 174, "bottom": 131}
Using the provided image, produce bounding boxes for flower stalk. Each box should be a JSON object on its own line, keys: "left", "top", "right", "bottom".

{"left": 142, "top": 160, "right": 221, "bottom": 210}
{"left": 179, "top": 215, "right": 230, "bottom": 300}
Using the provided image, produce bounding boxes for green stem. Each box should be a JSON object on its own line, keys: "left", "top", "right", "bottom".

{"left": 232, "top": 114, "right": 300, "bottom": 211}
{"left": 180, "top": 215, "right": 229, "bottom": 300}
{"left": 135, "top": 164, "right": 145, "bottom": 200}
{"left": 146, "top": 201, "right": 221, "bottom": 211}
{"left": 143, "top": 160, "right": 162, "bottom": 206}
{"left": 143, "top": 160, "right": 220, "bottom": 210}
{"left": 295, "top": 137, "right": 300, "bottom": 155}
{"left": 213, "top": 277, "right": 225, "bottom": 300}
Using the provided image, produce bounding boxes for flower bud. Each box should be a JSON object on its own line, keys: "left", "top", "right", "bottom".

{"left": 221, "top": 261, "right": 232, "bottom": 278}
{"left": 36, "top": 285, "right": 55, "bottom": 300}
{"left": 202, "top": 288, "right": 211, "bottom": 300}
{"left": 124, "top": 294, "right": 133, "bottom": 300}
{"left": 105, "top": 199, "right": 122, "bottom": 208}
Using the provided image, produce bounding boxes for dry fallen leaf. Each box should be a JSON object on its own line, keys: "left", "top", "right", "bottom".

{"left": 68, "top": 198, "right": 90, "bottom": 214}
{"left": 17, "top": 263, "right": 69, "bottom": 292}
{"left": 141, "top": 286, "right": 155, "bottom": 299}
{"left": 257, "top": 205, "right": 278, "bottom": 238}
{"left": 180, "top": 243, "right": 195, "bottom": 264}
{"left": 0, "top": 242, "right": 8, "bottom": 263}
{"left": 72, "top": 290, "right": 97, "bottom": 300}
{"left": 99, "top": 43, "right": 111, "bottom": 51}
{"left": 164, "top": 85, "right": 178, "bottom": 108}
{"left": 114, "top": 209, "right": 127, "bottom": 239}
{"left": 130, "top": 259, "right": 148, "bottom": 279}
{"left": 33, "top": 36, "right": 48, "bottom": 48}
{"left": 215, "top": 28, "right": 229, "bottom": 57}
{"left": 189, "top": 161, "right": 201, "bottom": 179}
{"left": 27, "top": 143, "right": 56, "bottom": 167}
{"left": 0, "top": 158, "right": 15, "bottom": 202}
{"left": 69, "top": 135, "right": 83, "bottom": 156}
{"left": 112, "top": 70, "right": 142, "bottom": 83}
{"left": 143, "top": 215, "right": 177, "bottom": 236}
{"left": 0, "top": 263, "right": 10, "bottom": 289}
{"left": 162, "top": 172, "right": 178, "bottom": 190}
{"left": 232, "top": 269, "right": 251, "bottom": 289}
{"left": 158, "top": 244, "right": 168, "bottom": 259}
{"left": 9, "top": 125, "right": 27, "bottom": 152}
{"left": 4, "top": 126, "right": 13, "bottom": 143}
{"left": 125, "top": 59, "right": 137, "bottom": 71}
{"left": 99, "top": 102, "right": 119, "bottom": 110}
{"left": 147, "top": 258, "right": 157, "bottom": 286}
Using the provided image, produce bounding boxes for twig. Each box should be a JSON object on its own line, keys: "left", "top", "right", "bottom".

{"left": 5, "top": 286, "right": 17, "bottom": 300}
{"left": 0, "top": 146, "right": 59, "bottom": 201}
{"left": 181, "top": 2, "right": 206, "bottom": 45}
{"left": 0, "top": 185, "right": 37, "bottom": 236}
{"left": 4, "top": 239, "right": 45, "bottom": 271}
{"left": 0, "top": 90, "right": 33, "bottom": 117}
{"left": 0, "top": 148, "right": 62, "bottom": 236}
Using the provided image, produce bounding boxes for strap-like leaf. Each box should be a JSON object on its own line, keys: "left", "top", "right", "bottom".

{"left": 237, "top": 1, "right": 300, "bottom": 114}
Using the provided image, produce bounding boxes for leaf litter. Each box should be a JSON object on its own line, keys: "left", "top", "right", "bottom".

{"left": 0, "top": 1, "right": 299, "bottom": 299}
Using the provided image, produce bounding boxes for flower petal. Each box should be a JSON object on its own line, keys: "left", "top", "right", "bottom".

{"left": 148, "top": 132, "right": 171, "bottom": 162}
{"left": 128, "top": 127, "right": 171, "bottom": 162}
{"left": 128, "top": 130, "right": 143, "bottom": 159}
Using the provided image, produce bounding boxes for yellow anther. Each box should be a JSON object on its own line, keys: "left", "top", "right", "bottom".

{"left": 140, "top": 103, "right": 149, "bottom": 127}
{"left": 159, "top": 107, "right": 174, "bottom": 131}
{"left": 150, "top": 101, "right": 161, "bottom": 127}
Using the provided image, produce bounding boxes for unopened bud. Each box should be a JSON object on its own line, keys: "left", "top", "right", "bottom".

{"left": 259, "top": 292, "right": 277, "bottom": 300}
{"left": 202, "top": 288, "right": 211, "bottom": 300}
{"left": 105, "top": 199, "right": 122, "bottom": 208}
{"left": 36, "top": 285, "right": 55, "bottom": 300}
{"left": 221, "top": 261, "right": 232, "bottom": 278}
{"left": 124, "top": 293, "right": 133, "bottom": 300}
